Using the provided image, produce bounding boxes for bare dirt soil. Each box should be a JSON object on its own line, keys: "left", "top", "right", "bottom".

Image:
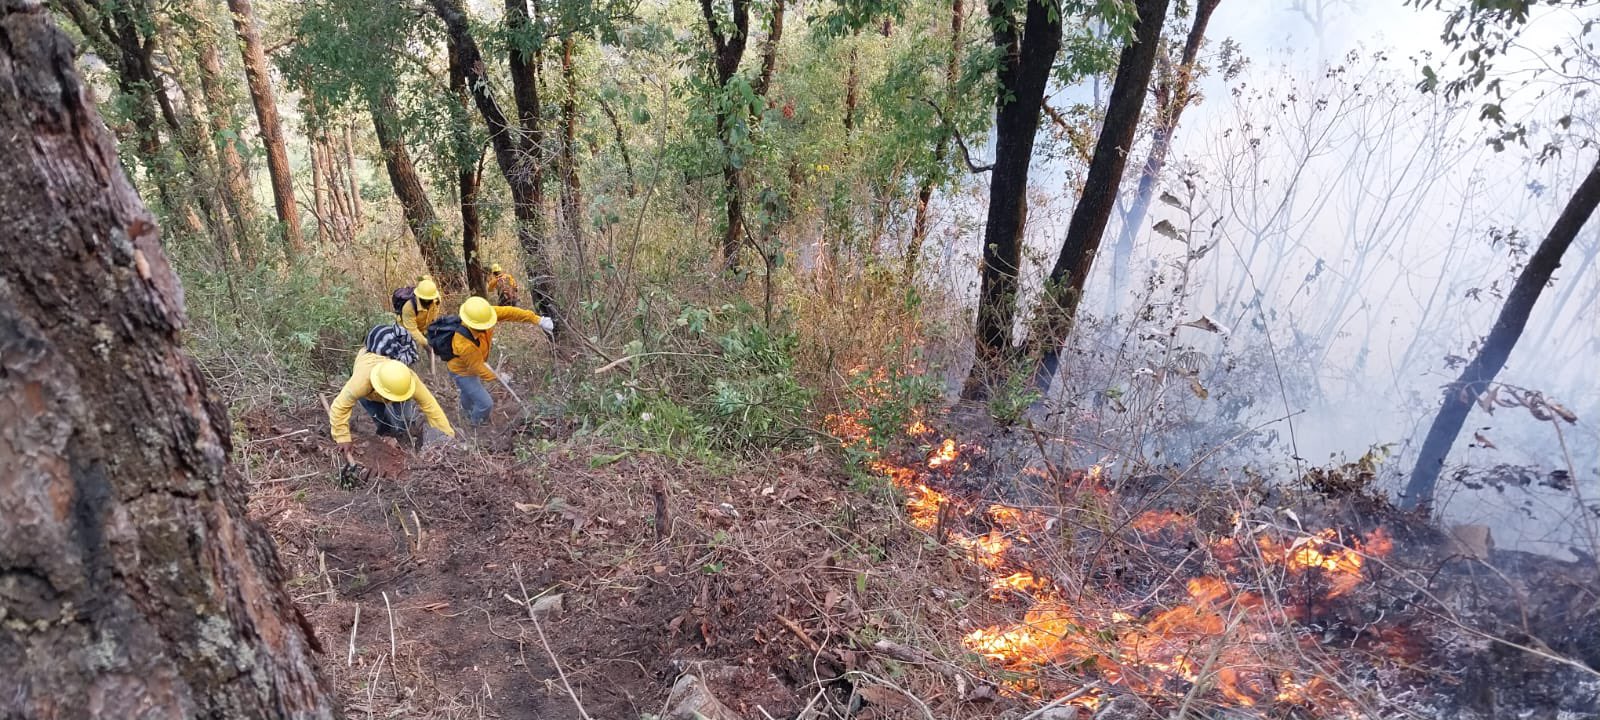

{"left": 241, "top": 400, "right": 904, "bottom": 719}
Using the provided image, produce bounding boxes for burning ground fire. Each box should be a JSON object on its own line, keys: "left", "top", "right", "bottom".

{"left": 826, "top": 396, "right": 1401, "bottom": 716}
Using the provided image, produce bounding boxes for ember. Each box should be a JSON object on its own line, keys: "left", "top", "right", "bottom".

{"left": 825, "top": 398, "right": 1402, "bottom": 716}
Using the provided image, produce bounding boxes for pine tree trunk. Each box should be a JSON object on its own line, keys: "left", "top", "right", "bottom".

{"left": 227, "top": 0, "right": 303, "bottom": 255}
{"left": 0, "top": 5, "right": 335, "bottom": 717}
{"left": 1403, "top": 158, "right": 1600, "bottom": 511}
{"left": 194, "top": 3, "right": 259, "bottom": 260}
{"left": 371, "top": 95, "right": 465, "bottom": 290}
{"left": 960, "top": 0, "right": 1062, "bottom": 400}
{"left": 1028, "top": 0, "right": 1170, "bottom": 393}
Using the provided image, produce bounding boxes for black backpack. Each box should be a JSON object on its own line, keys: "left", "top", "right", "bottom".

{"left": 391, "top": 286, "right": 415, "bottom": 316}
{"left": 424, "top": 315, "right": 479, "bottom": 361}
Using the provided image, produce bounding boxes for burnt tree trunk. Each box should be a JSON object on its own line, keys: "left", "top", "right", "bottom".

{"left": 1107, "top": 0, "right": 1220, "bottom": 312}
{"left": 906, "top": 0, "right": 964, "bottom": 283}
{"left": 1029, "top": 0, "right": 1170, "bottom": 393}
{"left": 227, "top": 0, "right": 303, "bottom": 255}
{"left": 1403, "top": 158, "right": 1600, "bottom": 511}
{"left": 959, "top": 0, "right": 1061, "bottom": 400}
{"left": 370, "top": 95, "right": 465, "bottom": 290}
{"left": 701, "top": 0, "right": 752, "bottom": 270}
{"left": 0, "top": 4, "right": 335, "bottom": 717}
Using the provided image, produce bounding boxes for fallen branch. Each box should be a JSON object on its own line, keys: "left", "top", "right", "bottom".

{"left": 513, "top": 563, "right": 593, "bottom": 720}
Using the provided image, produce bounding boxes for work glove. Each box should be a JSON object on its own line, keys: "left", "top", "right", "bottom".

{"left": 539, "top": 316, "right": 555, "bottom": 333}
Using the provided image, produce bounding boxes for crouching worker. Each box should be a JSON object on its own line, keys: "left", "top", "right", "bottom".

{"left": 329, "top": 325, "right": 455, "bottom": 461}
{"left": 487, "top": 263, "right": 519, "bottom": 306}
{"left": 426, "top": 296, "right": 553, "bottom": 425}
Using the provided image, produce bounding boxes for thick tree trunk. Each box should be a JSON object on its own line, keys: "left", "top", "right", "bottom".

{"left": 1107, "top": 0, "right": 1221, "bottom": 312}
{"left": 371, "top": 96, "right": 465, "bottom": 290}
{"left": 227, "top": 0, "right": 303, "bottom": 255}
{"left": 194, "top": 4, "right": 259, "bottom": 259}
{"left": 1403, "top": 158, "right": 1600, "bottom": 511}
{"left": 960, "top": 0, "right": 1062, "bottom": 400}
{"left": 1028, "top": 0, "right": 1170, "bottom": 393}
{"left": 0, "top": 4, "right": 335, "bottom": 717}
{"left": 906, "top": 0, "right": 965, "bottom": 283}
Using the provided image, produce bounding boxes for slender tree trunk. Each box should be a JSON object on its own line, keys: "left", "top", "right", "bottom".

{"left": 960, "top": 0, "right": 1062, "bottom": 400}
{"left": 311, "top": 137, "right": 328, "bottom": 244}
{"left": 432, "top": 0, "right": 558, "bottom": 316}
{"left": 1028, "top": 0, "right": 1171, "bottom": 393}
{"left": 371, "top": 95, "right": 465, "bottom": 290}
{"left": 906, "top": 0, "right": 964, "bottom": 283}
{"left": 559, "top": 34, "right": 585, "bottom": 260}
{"left": 1107, "top": 0, "right": 1221, "bottom": 312}
{"left": 448, "top": 56, "right": 487, "bottom": 295}
{"left": 599, "top": 98, "right": 637, "bottom": 196}
{"left": 194, "top": 4, "right": 259, "bottom": 259}
{"left": 344, "top": 122, "right": 363, "bottom": 227}
{"left": 843, "top": 45, "right": 859, "bottom": 132}
{"left": 0, "top": 6, "right": 335, "bottom": 716}
{"left": 227, "top": 0, "right": 303, "bottom": 255}
{"left": 1403, "top": 158, "right": 1600, "bottom": 511}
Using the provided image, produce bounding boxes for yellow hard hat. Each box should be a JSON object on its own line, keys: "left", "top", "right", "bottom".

{"left": 460, "top": 296, "right": 497, "bottom": 331}
{"left": 414, "top": 277, "right": 440, "bottom": 301}
{"left": 369, "top": 359, "right": 417, "bottom": 402}
{"left": 490, "top": 263, "right": 503, "bottom": 273}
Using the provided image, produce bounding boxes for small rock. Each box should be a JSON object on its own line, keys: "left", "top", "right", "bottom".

{"left": 529, "top": 593, "right": 563, "bottom": 618}
{"left": 665, "top": 673, "right": 739, "bottom": 720}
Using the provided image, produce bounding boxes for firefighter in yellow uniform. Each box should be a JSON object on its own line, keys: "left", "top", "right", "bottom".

{"left": 444, "top": 296, "right": 553, "bottom": 424}
{"left": 486, "top": 263, "right": 520, "bottom": 306}
{"left": 329, "top": 352, "right": 455, "bottom": 460}
{"left": 397, "top": 276, "right": 443, "bottom": 348}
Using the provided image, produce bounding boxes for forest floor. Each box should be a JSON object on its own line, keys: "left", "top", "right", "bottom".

{"left": 238, "top": 379, "right": 1600, "bottom": 720}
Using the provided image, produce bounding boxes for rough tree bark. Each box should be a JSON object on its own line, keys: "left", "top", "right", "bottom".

{"left": 1106, "top": 0, "right": 1221, "bottom": 312}
{"left": 959, "top": 0, "right": 1062, "bottom": 400}
{"left": 1028, "top": 0, "right": 1171, "bottom": 393}
{"left": 1403, "top": 157, "right": 1600, "bottom": 511}
{"left": 431, "top": 0, "right": 559, "bottom": 316}
{"left": 0, "top": 3, "right": 336, "bottom": 717}
{"left": 370, "top": 94, "right": 465, "bottom": 290}
{"left": 906, "top": 0, "right": 965, "bottom": 283}
{"left": 193, "top": 2, "right": 260, "bottom": 258}
{"left": 227, "top": 0, "right": 303, "bottom": 255}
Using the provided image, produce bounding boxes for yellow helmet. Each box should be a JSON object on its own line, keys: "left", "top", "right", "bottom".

{"left": 414, "top": 277, "right": 440, "bottom": 301}
{"left": 368, "top": 359, "right": 417, "bottom": 402}
{"left": 490, "top": 263, "right": 503, "bottom": 273}
{"left": 460, "top": 296, "right": 498, "bottom": 331}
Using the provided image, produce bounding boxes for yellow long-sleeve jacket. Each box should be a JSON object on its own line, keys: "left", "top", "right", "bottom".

{"left": 487, "top": 271, "right": 519, "bottom": 296}
{"left": 398, "top": 297, "right": 441, "bottom": 349}
{"left": 446, "top": 305, "right": 544, "bottom": 382}
{"left": 329, "top": 350, "right": 455, "bottom": 444}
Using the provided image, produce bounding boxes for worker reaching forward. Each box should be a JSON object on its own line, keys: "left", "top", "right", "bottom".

{"left": 328, "top": 329, "right": 455, "bottom": 462}
{"left": 426, "top": 296, "right": 553, "bottom": 425}
{"left": 487, "top": 263, "right": 519, "bottom": 306}
{"left": 394, "top": 275, "right": 443, "bottom": 348}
